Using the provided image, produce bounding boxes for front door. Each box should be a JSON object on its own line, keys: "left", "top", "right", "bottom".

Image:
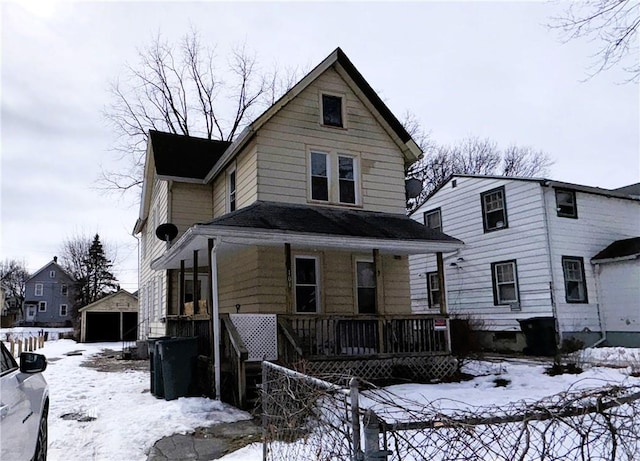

{"left": 25, "top": 305, "right": 36, "bottom": 322}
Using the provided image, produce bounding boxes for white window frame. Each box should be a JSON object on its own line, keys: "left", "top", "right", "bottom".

{"left": 481, "top": 187, "right": 508, "bottom": 232}
{"left": 60, "top": 304, "right": 68, "bottom": 316}
{"left": 227, "top": 165, "right": 237, "bottom": 213}
{"left": 308, "top": 148, "right": 360, "bottom": 206}
{"left": 355, "top": 258, "right": 376, "bottom": 314}
{"left": 294, "top": 255, "right": 320, "bottom": 314}
{"left": 49, "top": 270, "right": 56, "bottom": 278}
{"left": 35, "top": 283, "right": 43, "bottom": 296}
{"left": 38, "top": 301, "right": 47, "bottom": 312}
{"left": 491, "top": 260, "right": 519, "bottom": 305}
{"left": 562, "top": 256, "right": 588, "bottom": 303}
{"left": 319, "top": 91, "right": 347, "bottom": 129}
{"left": 556, "top": 189, "right": 578, "bottom": 218}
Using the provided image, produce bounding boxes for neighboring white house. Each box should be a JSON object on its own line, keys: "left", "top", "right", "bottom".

{"left": 409, "top": 175, "right": 640, "bottom": 350}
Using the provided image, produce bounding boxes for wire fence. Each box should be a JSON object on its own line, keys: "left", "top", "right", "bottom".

{"left": 261, "top": 361, "right": 640, "bottom": 461}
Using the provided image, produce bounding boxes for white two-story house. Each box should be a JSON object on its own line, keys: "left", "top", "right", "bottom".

{"left": 410, "top": 175, "right": 640, "bottom": 352}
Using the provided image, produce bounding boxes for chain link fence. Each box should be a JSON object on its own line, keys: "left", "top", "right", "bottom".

{"left": 262, "top": 361, "right": 640, "bottom": 461}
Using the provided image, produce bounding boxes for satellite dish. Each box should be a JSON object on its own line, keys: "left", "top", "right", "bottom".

{"left": 405, "top": 178, "right": 423, "bottom": 199}
{"left": 155, "top": 223, "right": 178, "bottom": 242}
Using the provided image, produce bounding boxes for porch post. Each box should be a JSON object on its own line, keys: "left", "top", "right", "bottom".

{"left": 210, "top": 240, "right": 222, "bottom": 400}
{"left": 193, "top": 250, "right": 199, "bottom": 310}
{"left": 179, "top": 260, "right": 185, "bottom": 315}
{"left": 373, "top": 249, "right": 385, "bottom": 354}
{"left": 436, "top": 252, "right": 447, "bottom": 315}
{"left": 285, "top": 243, "right": 292, "bottom": 313}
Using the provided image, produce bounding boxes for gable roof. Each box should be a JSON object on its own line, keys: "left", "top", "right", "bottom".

{"left": 78, "top": 289, "right": 138, "bottom": 312}
{"left": 591, "top": 237, "right": 640, "bottom": 263}
{"left": 613, "top": 183, "right": 640, "bottom": 198}
{"left": 26, "top": 259, "right": 75, "bottom": 283}
{"left": 149, "top": 130, "right": 231, "bottom": 181}
{"left": 412, "top": 174, "right": 640, "bottom": 214}
{"left": 203, "top": 47, "right": 421, "bottom": 183}
{"left": 151, "top": 201, "right": 463, "bottom": 270}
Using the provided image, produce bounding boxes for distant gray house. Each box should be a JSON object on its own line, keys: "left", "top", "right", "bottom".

{"left": 23, "top": 257, "right": 76, "bottom": 327}
{"left": 409, "top": 175, "right": 640, "bottom": 351}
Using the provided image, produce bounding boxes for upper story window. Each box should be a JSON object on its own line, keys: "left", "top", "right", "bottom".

{"left": 426, "top": 271, "right": 441, "bottom": 309}
{"left": 356, "top": 260, "right": 376, "bottom": 314}
{"left": 227, "top": 167, "right": 237, "bottom": 212}
{"left": 60, "top": 304, "right": 68, "bottom": 316}
{"left": 321, "top": 94, "right": 343, "bottom": 128}
{"left": 49, "top": 270, "right": 56, "bottom": 278}
{"left": 562, "top": 256, "right": 588, "bottom": 303}
{"left": 424, "top": 208, "right": 442, "bottom": 233}
{"left": 491, "top": 260, "right": 519, "bottom": 305}
{"left": 481, "top": 186, "right": 508, "bottom": 232}
{"left": 35, "top": 283, "right": 43, "bottom": 296}
{"left": 61, "top": 284, "right": 68, "bottom": 296}
{"left": 309, "top": 150, "right": 360, "bottom": 205}
{"left": 556, "top": 189, "right": 577, "bottom": 218}
{"left": 294, "top": 256, "right": 319, "bottom": 313}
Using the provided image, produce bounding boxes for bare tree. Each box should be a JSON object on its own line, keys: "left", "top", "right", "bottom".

{"left": 102, "top": 30, "right": 298, "bottom": 196}
{"left": 407, "top": 136, "right": 554, "bottom": 211}
{"left": 549, "top": 0, "right": 640, "bottom": 81}
{"left": 0, "top": 259, "right": 29, "bottom": 308}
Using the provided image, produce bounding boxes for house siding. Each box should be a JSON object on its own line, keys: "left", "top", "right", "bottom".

{"left": 544, "top": 186, "right": 640, "bottom": 339}
{"left": 410, "top": 177, "right": 553, "bottom": 332}
{"left": 255, "top": 68, "right": 407, "bottom": 214}
{"left": 170, "top": 182, "right": 214, "bottom": 234}
{"left": 595, "top": 259, "right": 640, "bottom": 342}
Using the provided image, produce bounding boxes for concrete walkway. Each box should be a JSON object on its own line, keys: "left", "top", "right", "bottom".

{"left": 147, "top": 419, "right": 262, "bottom": 461}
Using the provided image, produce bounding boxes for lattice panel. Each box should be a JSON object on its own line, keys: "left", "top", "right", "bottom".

{"left": 230, "top": 314, "right": 278, "bottom": 361}
{"left": 302, "top": 355, "right": 457, "bottom": 383}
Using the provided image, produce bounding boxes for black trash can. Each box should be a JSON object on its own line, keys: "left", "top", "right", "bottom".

{"left": 148, "top": 336, "right": 171, "bottom": 398}
{"left": 157, "top": 337, "right": 199, "bottom": 401}
{"left": 518, "top": 317, "right": 557, "bottom": 356}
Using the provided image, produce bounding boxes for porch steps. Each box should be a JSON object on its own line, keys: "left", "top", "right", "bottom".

{"left": 221, "top": 361, "right": 263, "bottom": 412}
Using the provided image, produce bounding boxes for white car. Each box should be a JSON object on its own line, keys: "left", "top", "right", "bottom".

{"left": 0, "top": 341, "right": 49, "bottom": 461}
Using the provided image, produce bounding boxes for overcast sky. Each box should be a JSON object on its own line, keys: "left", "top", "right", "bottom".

{"left": 1, "top": 1, "right": 638, "bottom": 292}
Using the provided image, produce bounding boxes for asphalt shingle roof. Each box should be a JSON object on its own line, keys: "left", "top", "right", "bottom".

{"left": 592, "top": 237, "right": 640, "bottom": 261}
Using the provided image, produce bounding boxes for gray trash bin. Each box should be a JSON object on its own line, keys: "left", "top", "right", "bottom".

{"left": 157, "top": 337, "right": 199, "bottom": 401}
{"left": 148, "top": 336, "right": 171, "bottom": 398}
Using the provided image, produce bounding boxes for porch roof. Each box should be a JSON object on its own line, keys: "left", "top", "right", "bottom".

{"left": 151, "top": 201, "right": 464, "bottom": 269}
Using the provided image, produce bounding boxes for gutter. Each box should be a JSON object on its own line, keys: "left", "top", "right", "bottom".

{"left": 590, "top": 262, "right": 607, "bottom": 348}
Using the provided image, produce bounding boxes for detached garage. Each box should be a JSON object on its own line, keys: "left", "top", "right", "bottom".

{"left": 80, "top": 290, "right": 139, "bottom": 342}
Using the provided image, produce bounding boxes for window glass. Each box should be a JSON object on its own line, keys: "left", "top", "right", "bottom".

{"left": 295, "top": 257, "right": 318, "bottom": 313}
{"left": 311, "top": 152, "right": 329, "bottom": 201}
{"left": 322, "top": 94, "right": 343, "bottom": 127}
{"left": 35, "top": 283, "right": 43, "bottom": 296}
{"left": 338, "top": 156, "right": 355, "bottom": 204}
{"left": 60, "top": 304, "right": 68, "bottom": 316}
{"left": 228, "top": 170, "right": 237, "bottom": 212}
{"left": 492, "top": 261, "right": 518, "bottom": 304}
{"left": 427, "top": 272, "right": 440, "bottom": 308}
{"left": 1, "top": 343, "right": 18, "bottom": 374}
{"left": 482, "top": 188, "right": 507, "bottom": 231}
{"left": 38, "top": 301, "right": 47, "bottom": 312}
{"left": 61, "top": 284, "right": 68, "bottom": 296}
{"left": 562, "top": 257, "right": 587, "bottom": 302}
{"left": 556, "top": 189, "right": 577, "bottom": 218}
{"left": 50, "top": 270, "right": 56, "bottom": 278}
{"left": 424, "top": 209, "right": 442, "bottom": 233}
{"left": 356, "top": 261, "right": 376, "bottom": 314}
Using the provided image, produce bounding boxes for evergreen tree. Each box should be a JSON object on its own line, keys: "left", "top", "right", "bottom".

{"left": 77, "top": 234, "right": 120, "bottom": 307}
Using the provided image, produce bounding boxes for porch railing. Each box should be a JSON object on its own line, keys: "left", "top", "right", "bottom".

{"left": 165, "top": 315, "right": 211, "bottom": 356}
{"left": 220, "top": 314, "right": 249, "bottom": 408}
{"left": 280, "top": 314, "right": 449, "bottom": 359}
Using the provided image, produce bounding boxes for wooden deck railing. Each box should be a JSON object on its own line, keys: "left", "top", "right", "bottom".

{"left": 280, "top": 314, "right": 449, "bottom": 359}
{"left": 220, "top": 314, "right": 249, "bottom": 408}
{"left": 165, "top": 315, "right": 211, "bottom": 356}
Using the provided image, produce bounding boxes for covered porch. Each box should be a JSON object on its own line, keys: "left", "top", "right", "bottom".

{"left": 151, "top": 201, "right": 463, "bottom": 407}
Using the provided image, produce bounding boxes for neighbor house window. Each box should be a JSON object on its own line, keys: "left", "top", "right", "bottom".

{"left": 481, "top": 187, "right": 508, "bottom": 232}
{"left": 338, "top": 155, "right": 356, "bottom": 204}
{"left": 321, "top": 93, "right": 343, "bottom": 127}
{"left": 294, "top": 256, "right": 319, "bottom": 313}
{"left": 556, "top": 189, "right": 577, "bottom": 218}
{"left": 38, "top": 301, "right": 47, "bottom": 312}
{"left": 562, "top": 256, "right": 588, "bottom": 303}
{"left": 356, "top": 260, "right": 376, "bottom": 314}
{"left": 424, "top": 208, "right": 442, "bottom": 233}
{"left": 61, "top": 284, "right": 68, "bottom": 296}
{"left": 310, "top": 151, "right": 329, "bottom": 201}
{"left": 35, "top": 283, "right": 43, "bottom": 296}
{"left": 491, "top": 260, "right": 519, "bottom": 305}
{"left": 427, "top": 271, "right": 441, "bottom": 308}
{"left": 60, "top": 304, "right": 68, "bottom": 316}
{"left": 49, "top": 270, "right": 56, "bottom": 278}
{"left": 227, "top": 167, "right": 237, "bottom": 212}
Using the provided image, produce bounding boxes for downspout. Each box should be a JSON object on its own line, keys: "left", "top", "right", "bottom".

{"left": 590, "top": 262, "right": 607, "bottom": 347}
{"left": 541, "top": 184, "right": 562, "bottom": 346}
{"left": 210, "top": 239, "right": 222, "bottom": 400}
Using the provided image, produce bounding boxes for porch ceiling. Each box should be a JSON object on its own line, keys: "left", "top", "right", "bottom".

{"left": 151, "top": 201, "right": 464, "bottom": 270}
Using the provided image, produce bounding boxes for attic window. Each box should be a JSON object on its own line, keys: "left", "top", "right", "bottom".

{"left": 321, "top": 94, "right": 343, "bottom": 128}
{"left": 50, "top": 270, "right": 56, "bottom": 278}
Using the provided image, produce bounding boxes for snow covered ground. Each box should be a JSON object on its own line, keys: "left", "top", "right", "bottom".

{"left": 2, "top": 328, "right": 640, "bottom": 461}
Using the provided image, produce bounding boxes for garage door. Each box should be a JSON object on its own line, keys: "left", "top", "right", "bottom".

{"left": 85, "top": 312, "right": 120, "bottom": 342}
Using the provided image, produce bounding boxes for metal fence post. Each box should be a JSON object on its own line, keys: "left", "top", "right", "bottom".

{"left": 350, "top": 378, "right": 363, "bottom": 461}
{"left": 363, "top": 409, "right": 392, "bottom": 461}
